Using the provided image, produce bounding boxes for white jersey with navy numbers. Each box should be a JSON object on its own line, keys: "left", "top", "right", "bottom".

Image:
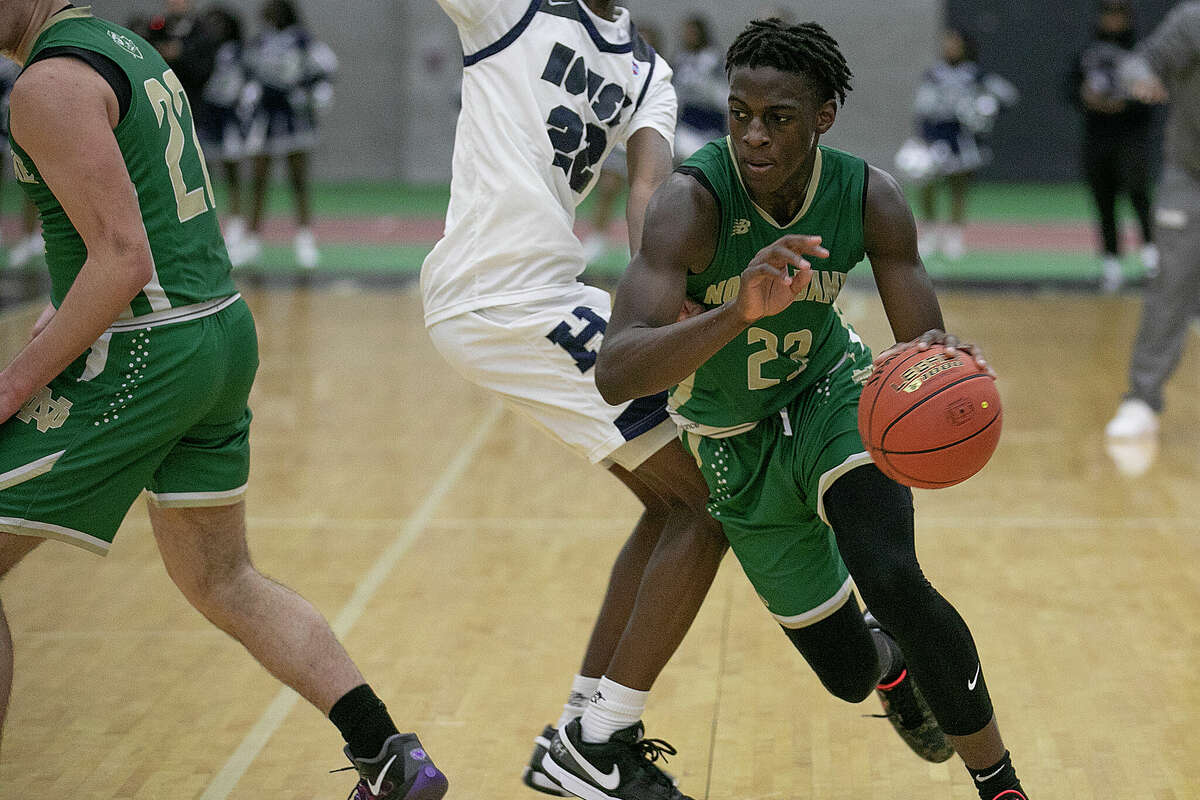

{"left": 421, "top": 0, "right": 677, "bottom": 326}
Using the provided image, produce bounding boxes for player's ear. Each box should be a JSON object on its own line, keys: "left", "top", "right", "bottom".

{"left": 814, "top": 99, "right": 837, "bottom": 135}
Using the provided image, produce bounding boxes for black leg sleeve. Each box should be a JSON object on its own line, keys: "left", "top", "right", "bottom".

{"left": 824, "top": 465, "right": 995, "bottom": 736}
{"left": 779, "top": 591, "right": 881, "bottom": 704}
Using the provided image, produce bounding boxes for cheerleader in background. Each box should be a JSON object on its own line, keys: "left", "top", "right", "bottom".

{"left": 235, "top": 0, "right": 337, "bottom": 269}
{"left": 902, "top": 28, "right": 1017, "bottom": 260}
{"left": 192, "top": 7, "right": 252, "bottom": 259}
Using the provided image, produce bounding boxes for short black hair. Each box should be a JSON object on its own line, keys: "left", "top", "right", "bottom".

{"left": 262, "top": 0, "right": 300, "bottom": 29}
{"left": 725, "top": 18, "right": 853, "bottom": 106}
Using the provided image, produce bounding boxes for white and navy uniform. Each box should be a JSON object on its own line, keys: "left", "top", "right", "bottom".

{"left": 242, "top": 26, "right": 336, "bottom": 157}
{"left": 423, "top": 0, "right": 678, "bottom": 470}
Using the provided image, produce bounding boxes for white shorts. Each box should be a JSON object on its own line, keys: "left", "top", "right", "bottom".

{"left": 427, "top": 284, "right": 678, "bottom": 471}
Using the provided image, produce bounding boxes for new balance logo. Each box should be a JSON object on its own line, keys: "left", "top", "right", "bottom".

{"left": 15, "top": 387, "right": 72, "bottom": 432}
{"left": 731, "top": 218, "right": 751, "bottom": 236}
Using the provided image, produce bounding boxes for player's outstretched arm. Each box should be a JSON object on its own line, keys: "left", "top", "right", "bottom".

{"left": 596, "top": 173, "right": 823, "bottom": 404}
{"left": 623, "top": 127, "right": 674, "bottom": 256}
{"left": 0, "top": 58, "right": 155, "bottom": 423}
{"left": 866, "top": 164, "right": 990, "bottom": 373}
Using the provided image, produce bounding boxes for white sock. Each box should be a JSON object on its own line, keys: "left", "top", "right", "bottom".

{"left": 555, "top": 674, "right": 600, "bottom": 731}
{"left": 580, "top": 676, "right": 648, "bottom": 743}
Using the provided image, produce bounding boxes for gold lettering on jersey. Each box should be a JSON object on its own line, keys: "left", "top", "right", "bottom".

{"left": 15, "top": 387, "right": 73, "bottom": 433}
{"left": 798, "top": 270, "right": 845, "bottom": 305}
{"left": 12, "top": 152, "right": 37, "bottom": 185}
{"left": 892, "top": 355, "right": 963, "bottom": 394}
{"left": 702, "top": 276, "right": 741, "bottom": 305}
{"left": 731, "top": 219, "right": 751, "bottom": 236}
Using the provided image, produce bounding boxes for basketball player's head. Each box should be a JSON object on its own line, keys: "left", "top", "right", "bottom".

{"left": 723, "top": 18, "right": 853, "bottom": 197}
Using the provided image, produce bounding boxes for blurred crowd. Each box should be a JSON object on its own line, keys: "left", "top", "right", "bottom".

{"left": 127, "top": 0, "right": 337, "bottom": 268}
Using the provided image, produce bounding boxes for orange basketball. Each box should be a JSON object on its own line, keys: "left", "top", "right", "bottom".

{"left": 858, "top": 344, "right": 1002, "bottom": 489}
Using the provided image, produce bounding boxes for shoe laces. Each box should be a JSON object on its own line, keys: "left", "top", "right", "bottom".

{"left": 870, "top": 681, "right": 925, "bottom": 730}
{"left": 633, "top": 736, "right": 678, "bottom": 784}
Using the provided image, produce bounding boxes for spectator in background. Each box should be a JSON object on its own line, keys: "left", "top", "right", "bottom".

{"left": 234, "top": 0, "right": 337, "bottom": 270}
{"left": 193, "top": 6, "right": 251, "bottom": 256}
{"left": 146, "top": 0, "right": 218, "bottom": 105}
{"left": 909, "top": 28, "right": 1017, "bottom": 260}
{"left": 0, "top": 55, "right": 41, "bottom": 268}
{"left": 1070, "top": 0, "right": 1158, "bottom": 293}
{"left": 671, "top": 14, "right": 726, "bottom": 161}
{"left": 1105, "top": 1, "right": 1200, "bottom": 439}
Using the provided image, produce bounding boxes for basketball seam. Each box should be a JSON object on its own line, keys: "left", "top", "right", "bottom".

{"left": 878, "top": 371, "right": 995, "bottom": 448}
{"left": 877, "top": 411, "right": 1001, "bottom": 456}
{"left": 863, "top": 348, "right": 915, "bottom": 445}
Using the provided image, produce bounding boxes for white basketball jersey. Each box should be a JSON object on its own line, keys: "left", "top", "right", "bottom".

{"left": 421, "top": 0, "right": 677, "bottom": 326}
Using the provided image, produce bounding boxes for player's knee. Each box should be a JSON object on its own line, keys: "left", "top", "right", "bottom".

{"left": 782, "top": 627, "right": 876, "bottom": 703}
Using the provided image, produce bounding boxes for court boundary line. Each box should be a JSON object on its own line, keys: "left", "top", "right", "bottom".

{"left": 198, "top": 402, "right": 505, "bottom": 800}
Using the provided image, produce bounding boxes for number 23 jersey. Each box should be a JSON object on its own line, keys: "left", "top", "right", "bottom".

{"left": 421, "top": 0, "right": 677, "bottom": 326}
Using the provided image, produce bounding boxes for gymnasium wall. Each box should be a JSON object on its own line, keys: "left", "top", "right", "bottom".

{"left": 946, "top": 0, "right": 1176, "bottom": 181}
{"left": 93, "top": 0, "right": 941, "bottom": 182}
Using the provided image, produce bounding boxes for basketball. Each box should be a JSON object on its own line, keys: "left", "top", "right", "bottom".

{"left": 858, "top": 344, "right": 1002, "bottom": 489}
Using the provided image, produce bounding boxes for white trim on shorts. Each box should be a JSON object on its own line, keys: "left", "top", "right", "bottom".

{"left": 816, "top": 451, "right": 875, "bottom": 526}
{"left": 0, "top": 450, "right": 66, "bottom": 491}
{"left": 772, "top": 575, "right": 854, "bottom": 629}
{"left": 0, "top": 516, "right": 109, "bottom": 556}
{"left": 601, "top": 417, "right": 679, "bottom": 472}
{"left": 146, "top": 483, "right": 248, "bottom": 508}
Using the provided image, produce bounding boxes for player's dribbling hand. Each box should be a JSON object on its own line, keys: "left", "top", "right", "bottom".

{"left": 733, "top": 235, "right": 826, "bottom": 323}
{"left": 875, "top": 329, "right": 995, "bottom": 378}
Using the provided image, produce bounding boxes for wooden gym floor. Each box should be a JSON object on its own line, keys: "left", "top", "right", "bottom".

{"left": 0, "top": 284, "right": 1197, "bottom": 799}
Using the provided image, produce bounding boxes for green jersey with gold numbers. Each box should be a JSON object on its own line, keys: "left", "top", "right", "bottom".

{"left": 8, "top": 7, "right": 235, "bottom": 313}
{"left": 669, "top": 138, "right": 872, "bottom": 430}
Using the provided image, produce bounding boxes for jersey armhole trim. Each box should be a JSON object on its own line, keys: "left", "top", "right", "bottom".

{"left": 861, "top": 161, "right": 869, "bottom": 228}
{"left": 462, "top": 0, "right": 541, "bottom": 67}
{"left": 28, "top": 45, "right": 132, "bottom": 121}
{"left": 675, "top": 164, "right": 722, "bottom": 220}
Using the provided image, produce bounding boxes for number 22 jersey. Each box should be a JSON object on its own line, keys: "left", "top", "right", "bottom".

{"left": 421, "top": 0, "right": 677, "bottom": 326}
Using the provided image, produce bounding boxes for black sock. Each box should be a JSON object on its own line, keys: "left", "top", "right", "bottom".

{"left": 329, "top": 684, "right": 400, "bottom": 760}
{"left": 968, "top": 751, "right": 1026, "bottom": 800}
{"left": 869, "top": 628, "right": 905, "bottom": 686}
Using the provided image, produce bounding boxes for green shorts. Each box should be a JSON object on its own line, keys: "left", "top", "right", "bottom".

{"left": 0, "top": 298, "right": 258, "bottom": 554}
{"left": 681, "top": 349, "right": 875, "bottom": 628}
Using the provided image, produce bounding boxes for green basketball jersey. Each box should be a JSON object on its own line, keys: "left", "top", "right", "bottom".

{"left": 8, "top": 7, "right": 235, "bottom": 313}
{"left": 670, "top": 138, "right": 871, "bottom": 429}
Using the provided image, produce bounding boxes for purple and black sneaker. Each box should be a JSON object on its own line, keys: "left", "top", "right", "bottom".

{"left": 344, "top": 732, "right": 448, "bottom": 800}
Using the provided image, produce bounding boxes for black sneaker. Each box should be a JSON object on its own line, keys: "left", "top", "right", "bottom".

{"left": 522, "top": 725, "right": 573, "bottom": 796}
{"left": 865, "top": 612, "right": 955, "bottom": 763}
{"left": 343, "top": 733, "right": 449, "bottom": 800}
{"left": 542, "top": 719, "right": 691, "bottom": 800}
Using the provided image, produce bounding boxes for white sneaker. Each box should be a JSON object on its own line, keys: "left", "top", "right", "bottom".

{"left": 223, "top": 216, "right": 246, "bottom": 252}
{"left": 229, "top": 234, "right": 261, "bottom": 268}
{"left": 293, "top": 228, "right": 319, "bottom": 269}
{"left": 581, "top": 234, "right": 607, "bottom": 264}
{"left": 1105, "top": 398, "right": 1159, "bottom": 438}
{"left": 1141, "top": 243, "right": 1159, "bottom": 278}
{"left": 7, "top": 232, "right": 44, "bottom": 268}
{"left": 1100, "top": 256, "right": 1123, "bottom": 293}
{"left": 916, "top": 226, "right": 940, "bottom": 258}
{"left": 1105, "top": 436, "right": 1158, "bottom": 477}
{"left": 940, "top": 226, "right": 965, "bottom": 260}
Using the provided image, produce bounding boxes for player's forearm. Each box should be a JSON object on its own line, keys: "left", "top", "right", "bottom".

{"left": 625, "top": 182, "right": 654, "bottom": 255}
{"left": 0, "top": 253, "right": 151, "bottom": 410}
{"left": 596, "top": 303, "right": 747, "bottom": 404}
